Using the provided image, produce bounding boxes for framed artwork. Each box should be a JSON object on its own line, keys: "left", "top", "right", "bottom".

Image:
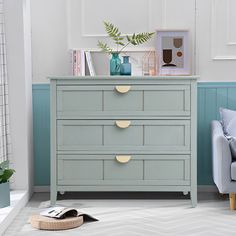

{"left": 156, "top": 30, "right": 190, "bottom": 75}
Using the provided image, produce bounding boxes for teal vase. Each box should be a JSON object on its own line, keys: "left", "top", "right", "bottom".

{"left": 120, "top": 56, "right": 131, "bottom": 76}
{"left": 110, "top": 53, "right": 121, "bottom": 76}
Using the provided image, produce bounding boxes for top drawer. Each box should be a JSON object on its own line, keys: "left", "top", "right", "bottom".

{"left": 57, "top": 85, "right": 190, "bottom": 118}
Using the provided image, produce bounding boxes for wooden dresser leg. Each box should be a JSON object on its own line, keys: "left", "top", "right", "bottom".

{"left": 229, "top": 193, "right": 235, "bottom": 210}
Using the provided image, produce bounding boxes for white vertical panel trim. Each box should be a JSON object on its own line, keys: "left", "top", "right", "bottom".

{"left": 226, "top": 0, "right": 236, "bottom": 45}
{"left": 66, "top": 0, "right": 71, "bottom": 49}
{"left": 4, "top": 0, "right": 33, "bottom": 192}
{"left": 0, "top": 0, "right": 12, "bottom": 165}
{"left": 211, "top": 0, "right": 217, "bottom": 60}
{"left": 161, "top": 0, "right": 167, "bottom": 29}
{"left": 80, "top": 0, "right": 86, "bottom": 37}
{"left": 147, "top": 0, "right": 152, "bottom": 32}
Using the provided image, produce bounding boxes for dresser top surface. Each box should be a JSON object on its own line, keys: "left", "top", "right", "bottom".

{"left": 48, "top": 76, "right": 199, "bottom": 81}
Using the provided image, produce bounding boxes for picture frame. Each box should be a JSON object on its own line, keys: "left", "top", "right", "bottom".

{"left": 156, "top": 30, "right": 190, "bottom": 75}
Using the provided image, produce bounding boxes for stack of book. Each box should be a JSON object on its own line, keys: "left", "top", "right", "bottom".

{"left": 71, "top": 49, "right": 96, "bottom": 76}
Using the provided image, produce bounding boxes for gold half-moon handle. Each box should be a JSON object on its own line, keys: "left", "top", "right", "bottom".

{"left": 116, "top": 155, "right": 131, "bottom": 163}
{"left": 115, "top": 86, "right": 131, "bottom": 93}
{"left": 115, "top": 120, "right": 131, "bottom": 129}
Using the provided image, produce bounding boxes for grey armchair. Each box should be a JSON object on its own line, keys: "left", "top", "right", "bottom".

{"left": 211, "top": 120, "right": 236, "bottom": 210}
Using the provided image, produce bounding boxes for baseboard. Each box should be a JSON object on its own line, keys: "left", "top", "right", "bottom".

{"left": 0, "top": 190, "right": 29, "bottom": 235}
{"left": 197, "top": 185, "right": 218, "bottom": 192}
{"left": 34, "top": 185, "right": 218, "bottom": 193}
{"left": 34, "top": 185, "right": 50, "bottom": 192}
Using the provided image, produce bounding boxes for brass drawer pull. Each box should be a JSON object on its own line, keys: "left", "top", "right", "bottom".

{"left": 115, "top": 120, "right": 131, "bottom": 129}
{"left": 115, "top": 85, "right": 131, "bottom": 93}
{"left": 116, "top": 155, "right": 131, "bottom": 163}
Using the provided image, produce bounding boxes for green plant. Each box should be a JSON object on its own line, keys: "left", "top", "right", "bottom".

{"left": 98, "top": 21, "right": 154, "bottom": 54}
{"left": 0, "top": 160, "right": 15, "bottom": 184}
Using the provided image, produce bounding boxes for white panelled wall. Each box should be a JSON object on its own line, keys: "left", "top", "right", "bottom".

{"left": 31, "top": 0, "right": 69, "bottom": 83}
{"left": 30, "top": 0, "right": 236, "bottom": 81}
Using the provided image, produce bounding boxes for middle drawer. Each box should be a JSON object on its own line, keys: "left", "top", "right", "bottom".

{"left": 57, "top": 120, "right": 190, "bottom": 152}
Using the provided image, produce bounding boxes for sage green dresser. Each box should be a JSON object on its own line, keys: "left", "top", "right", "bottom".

{"left": 49, "top": 76, "right": 198, "bottom": 206}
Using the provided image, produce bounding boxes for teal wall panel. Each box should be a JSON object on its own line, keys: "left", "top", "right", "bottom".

{"left": 32, "top": 82, "right": 236, "bottom": 186}
{"left": 197, "top": 82, "right": 236, "bottom": 184}
{"left": 33, "top": 84, "right": 50, "bottom": 185}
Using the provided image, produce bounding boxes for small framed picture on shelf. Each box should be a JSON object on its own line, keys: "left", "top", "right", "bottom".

{"left": 156, "top": 30, "right": 190, "bottom": 75}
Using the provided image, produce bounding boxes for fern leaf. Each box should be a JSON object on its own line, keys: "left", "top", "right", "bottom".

{"left": 100, "top": 21, "right": 154, "bottom": 54}
{"left": 97, "top": 41, "right": 113, "bottom": 54}
{"left": 116, "top": 41, "right": 125, "bottom": 46}
{"left": 103, "top": 21, "right": 125, "bottom": 45}
{"left": 127, "top": 32, "right": 154, "bottom": 45}
{"left": 104, "top": 21, "right": 119, "bottom": 38}
{"left": 126, "top": 35, "right": 131, "bottom": 42}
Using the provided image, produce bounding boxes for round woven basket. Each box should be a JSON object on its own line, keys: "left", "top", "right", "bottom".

{"left": 29, "top": 215, "right": 83, "bottom": 231}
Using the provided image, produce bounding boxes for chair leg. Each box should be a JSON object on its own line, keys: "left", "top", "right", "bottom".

{"left": 229, "top": 193, "right": 236, "bottom": 210}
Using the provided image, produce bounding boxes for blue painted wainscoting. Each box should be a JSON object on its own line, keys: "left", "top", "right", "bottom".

{"left": 33, "top": 84, "right": 50, "bottom": 185}
{"left": 32, "top": 82, "right": 236, "bottom": 186}
{"left": 197, "top": 82, "right": 236, "bottom": 184}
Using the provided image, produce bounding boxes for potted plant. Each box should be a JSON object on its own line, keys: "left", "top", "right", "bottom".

{"left": 0, "top": 160, "right": 15, "bottom": 208}
{"left": 98, "top": 21, "right": 154, "bottom": 76}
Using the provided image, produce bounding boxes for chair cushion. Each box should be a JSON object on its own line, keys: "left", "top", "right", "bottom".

{"left": 231, "top": 162, "right": 236, "bottom": 180}
{"left": 219, "top": 107, "right": 236, "bottom": 137}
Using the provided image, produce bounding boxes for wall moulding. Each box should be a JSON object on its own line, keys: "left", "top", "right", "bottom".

{"left": 67, "top": 0, "right": 194, "bottom": 49}
{"left": 211, "top": 0, "right": 236, "bottom": 60}
{"left": 226, "top": 0, "right": 236, "bottom": 45}
{"left": 80, "top": 0, "right": 152, "bottom": 37}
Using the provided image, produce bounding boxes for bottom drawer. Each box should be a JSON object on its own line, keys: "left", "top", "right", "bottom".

{"left": 57, "top": 154, "right": 190, "bottom": 186}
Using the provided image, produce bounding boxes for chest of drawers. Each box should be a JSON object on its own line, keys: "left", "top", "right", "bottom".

{"left": 49, "top": 76, "right": 198, "bottom": 206}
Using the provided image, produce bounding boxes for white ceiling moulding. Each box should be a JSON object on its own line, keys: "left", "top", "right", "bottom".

{"left": 80, "top": 0, "right": 152, "bottom": 37}
{"left": 211, "top": 0, "right": 236, "bottom": 60}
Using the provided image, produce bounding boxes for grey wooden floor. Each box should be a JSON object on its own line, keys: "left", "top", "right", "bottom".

{"left": 3, "top": 192, "right": 236, "bottom": 236}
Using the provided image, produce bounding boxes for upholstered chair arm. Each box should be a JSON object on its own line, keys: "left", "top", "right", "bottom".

{"left": 211, "top": 120, "right": 232, "bottom": 193}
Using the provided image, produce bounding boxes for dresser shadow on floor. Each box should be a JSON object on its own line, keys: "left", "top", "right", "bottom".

{"left": 57, "top": 192, "right": 191, "bottom": 200}
{"left": 57, "top": 192, "right": 224, "bottom": 202}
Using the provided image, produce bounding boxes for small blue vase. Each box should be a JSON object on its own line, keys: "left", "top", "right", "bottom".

{"left": 110, "top": 53, "right": 121, "bottom": 76}
{"left": 120, "top": 56, "right": 131, "bottom": 76}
